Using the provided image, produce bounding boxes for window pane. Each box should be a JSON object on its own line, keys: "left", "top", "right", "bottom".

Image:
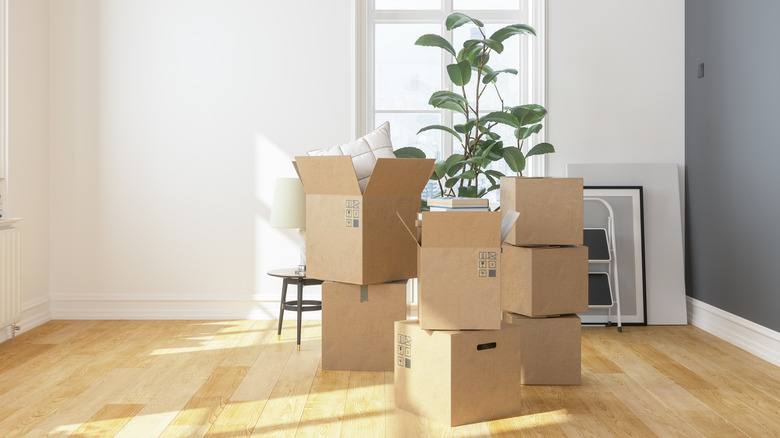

{"left": 453, "top": 24, "right": 522, "bottom": 110}
{"left": 452, "top": 0, "right": 520, "bottom": 10}
{"left": 375, "top": 0, "right": 441, "bottom": 10}
{"left": 375, "top": 24, "right": 441, "bottom": 110}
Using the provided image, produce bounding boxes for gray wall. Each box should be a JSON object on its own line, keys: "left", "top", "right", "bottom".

{"left": 686, "top": 0, "right": 780, "bottom": 332}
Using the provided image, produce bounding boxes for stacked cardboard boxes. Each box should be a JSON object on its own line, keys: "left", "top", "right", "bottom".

{"left": 499, "top": 176, "right": 587, "bottom": 385}
{"left": 394, "top": 207, "right": 527, "bottom": 426}
{"left": 295, "top": 156, "right": 435, "bottom": 371}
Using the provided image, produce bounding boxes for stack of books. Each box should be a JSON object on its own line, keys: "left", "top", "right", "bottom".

{"left": 427, "top": 197, "right": 489, "bottom": 211}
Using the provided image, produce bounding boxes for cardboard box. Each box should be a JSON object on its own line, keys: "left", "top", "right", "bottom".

{"left": 500, "top": 177, "right": 583, "bottom": 246}
{"left": 295, "top": 156, "right": 435, "bottom": 285}
{"left": 501, "top": 244, "right": 588, "bottom": 317}
{"left": 394, "top": 320, "right": 523, "bottom": 426}
{"left": 322, "top": 281, "right": 407, "bottom": 371}
{"left": 402, "top": 211, "right": 504, "bottom": 330}
{"left": 503, "top": 312, "right": 582, "bottom": 385}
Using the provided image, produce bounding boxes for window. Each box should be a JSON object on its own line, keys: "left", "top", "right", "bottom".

{"left": 357, "top": 0, "right": 547, "bottom": 201}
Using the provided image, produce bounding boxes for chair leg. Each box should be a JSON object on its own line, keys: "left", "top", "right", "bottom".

{"left": 278, "top": 279, "right": 290, "bottom": 340}
{"left": 296, "top": 280, "right": 304, "bottom": 351}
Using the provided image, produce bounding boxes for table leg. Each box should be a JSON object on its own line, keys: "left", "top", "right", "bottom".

{"left": 278, "top": 278, "right": 289, "bottom": 341}
{"left": 297, "top": 279, "right": 303, "bottom": 351}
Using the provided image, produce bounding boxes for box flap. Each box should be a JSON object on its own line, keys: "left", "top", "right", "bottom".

{"left": 294, "top": 156, "right": 361, "bottom": 195}
{"left": 363, "top": 158, "right": 436, "bottom": 196}
{"left": 396, "top": 212, "right": 422, "bottom": 247}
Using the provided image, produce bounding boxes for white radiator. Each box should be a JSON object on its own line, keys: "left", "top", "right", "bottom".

{"left": 0, "top": 227, "right": 21, "bottom": 330}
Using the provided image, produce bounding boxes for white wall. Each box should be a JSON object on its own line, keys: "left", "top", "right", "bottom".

{"left": 546, "top": 0, "right": 685, "bottom": 177}
{"left": 48, "top": 0, "right": 353, "bottom": 318}
{"left": 7, "top": 0, "right": 51, "bottom": 332}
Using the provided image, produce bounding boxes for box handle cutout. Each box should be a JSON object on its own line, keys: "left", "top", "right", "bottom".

{"left": 477, "top": 342, "right": 497, "bottom": 351}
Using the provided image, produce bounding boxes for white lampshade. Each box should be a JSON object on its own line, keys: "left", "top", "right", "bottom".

{"left": 270, "top": 178, "right": 306, "bottom": 229}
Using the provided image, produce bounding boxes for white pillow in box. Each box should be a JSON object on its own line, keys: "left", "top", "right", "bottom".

{"left": 307, "top": 122, "right": 396, "bottom": 192}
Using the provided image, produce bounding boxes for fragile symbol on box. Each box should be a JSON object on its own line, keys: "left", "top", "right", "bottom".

{"left": 345, "top": 200, "right": 360, "bottom": 228}
{"left": 478, "top": 251, "right": 498, "bottom": 278}
{"left": 397, "top": 334, "right": 412, "bottom": 368}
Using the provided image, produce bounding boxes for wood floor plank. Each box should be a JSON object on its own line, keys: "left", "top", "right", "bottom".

{"left": 294, "top": 365, "right": 349, "bottom": 438}
{"left": 249, "top": 323, "right": 321, "bottom": 438}
{"left": 340, "top": 370, "right": 386, "bottom": 438}
{"left": 68, "top": 403, "right": 144, "bottom": 437}
{"left": 384, "top": 370, "right": 433, "bottom": 438}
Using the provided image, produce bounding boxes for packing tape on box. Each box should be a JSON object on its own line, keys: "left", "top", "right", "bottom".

{"left": 360, "top": 285, "right": 368, "bottom": 302}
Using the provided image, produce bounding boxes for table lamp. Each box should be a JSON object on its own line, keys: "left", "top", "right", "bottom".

{"left": 270, "top": 177, "right": 307, "bottom": 275}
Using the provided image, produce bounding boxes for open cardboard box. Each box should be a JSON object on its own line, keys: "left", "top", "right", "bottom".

{"left": 399, "top": 210, "right": 518, "bottom": 330}
{"left": 500, "top": 176, "right": 583, "bottom": 246}
{"left": 295, "top": 156, "right": 435, "bottom": 285}
{"left": 394, "top": 320, "right": 523, "bottom": 426}
{"left": 501, "top": 244, "right": 589, "bottom": 317}
{"left": 502, "top": 312, "right": 582, "bottom": 385}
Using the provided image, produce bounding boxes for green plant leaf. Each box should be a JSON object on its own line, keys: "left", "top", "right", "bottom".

{"left": 490, "top": 24, "right": 536, "bottom": 43}
{"left": 454, "top": 119, "right": 476, "bottom": 134}
{"left": 458, "top": 185, "right": 478, "bottom": 198}
{"left": 460, "top": 169, "right": 477, "bottom": 179}
{"left": 503, "top": 146, "right": 526, "bottom": 173}
{"left": 485, "top": 173, "right": 496, "bottom": 186}
{"left": 475, "top": 51, "right": 490, "bottom": 67}
{"left": 417, "top": 125, "right": 463, "bottom": 143}
{"left": 394, "top": 146, "right": 427, "bottom": 159}
{"left": 481, "top": 111, "right": 520, "bottom": 129}
{"left": 515, "top": 123, "right": 543, "bottom": 140}
{"left": 441, "top": 154, "right": 464, "bottom": 176}
{"left": 482, "top": 38, "right": 504, "bottom": 54}
{"left": 446, "top": 160, "right": 466, "bottom": 177}
{"left": 415, "top": 34, "right": 456, "bottom": 58}
{"left": 446, "top": 12, "right": 484, "bottom": 30}
{"left": 511, "top": 104, "right": 547, "bottom": 126}
{"left": 485, "top": 169, "right": 506, "bottom": 179}
{"left": 428, "top": 90, "right": 467, "bottom": 115}
{"left": 485, "top": 184, "right": 501, "bottom": 194}
{"left": 526, "top": 142, "right": 555, "bottom": 158}
{"left": 458, "top": 44, "right": 482, "bottom": 64}
{"left": 445, "top": 176, "right": 461, "bottom": 188}
{"left": 483, "top": 68, "right": 518, "bottom": 84}
{"left": 421, "top": 199, "right": 429, "bottom": 211}
{"left": 488, "top": 131, "right": 502, "bottom": 140}
{"left": 463, "top": 39, "right": 482, "bottom": 49}
{"left": 447, "top": 60, "right": 472, "bottom": 86}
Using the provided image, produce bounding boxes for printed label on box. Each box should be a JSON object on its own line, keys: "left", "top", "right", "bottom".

{"left": 397, "top": 334, "right": 412, "bottom": 368}
{"left": 478, "top": 251, "right": 498, "bottom": 278}
{"left": 345, "top": 200, "right": 360, "bottom": 228}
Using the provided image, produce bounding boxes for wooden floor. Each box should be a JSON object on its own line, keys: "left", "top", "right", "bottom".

{"left": 1, "top": 321, "right": 779, "bottom": 437}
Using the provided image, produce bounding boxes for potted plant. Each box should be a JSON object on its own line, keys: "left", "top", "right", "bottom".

{"left": 394, "top": 12, "right": 554, "bottom": 202}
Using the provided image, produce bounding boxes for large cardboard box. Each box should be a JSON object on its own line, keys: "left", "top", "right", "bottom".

{"left": 322, "top": 281, "right": 407, "bottom": 371}
{"left": 501, "top": 244, "right": 588, "bottom": 317}
{"left": 394, "top": 320, "right": 523, "bottom": 426}
{"left": 500, "top": 177, "right": 583, "bottom": 246}
{"left": 403, "top": 211, "right": 504, "bottom": 330}
{"left": 503, "top": 312, "right": 582, "bottom": 385}
{"left": 295, "top": 156, "right": 435, "bottom": 285}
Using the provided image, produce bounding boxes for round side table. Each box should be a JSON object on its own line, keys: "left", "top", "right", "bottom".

{"left": 267, "top": 268, "right": 323, "bottom": 350}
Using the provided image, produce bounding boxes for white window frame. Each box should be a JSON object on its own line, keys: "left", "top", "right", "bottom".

{"left": 354, "top": 0, "right": 548, "bottom": 176}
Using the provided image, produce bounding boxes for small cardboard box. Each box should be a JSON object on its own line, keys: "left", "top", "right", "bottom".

{"left": 322, "top": 281, "right": 407, "bottom": 371}
{"left": 500, "top": 177, "right": 583, "bottom": 246}
{"left": 401, "top": 211, "right": 506, "bottom": 330}
{"left": 501, "top": 244, "right": 588, "bottom": 317}
{"left": 503, "top": 312, "right": 582, "bottom": 385}
{"left": 394, "top": 320, "right": 523, "bottom": 426}
{"left": 295, "top": 156, "right": 435, "bottom": 285}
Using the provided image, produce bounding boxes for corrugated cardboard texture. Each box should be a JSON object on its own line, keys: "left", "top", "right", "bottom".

{"left": 321, "top": 281, "right": 407, "bottom": 371}
{"left": 418, "top": 211, "right": 502, "bottom": 330}
{"left": 501, "top": 245, "right": 588, "bottom": 317}
{"left": 394, "top": 320, "right": 523, "bottom": 427}
{"left": 500, "top": 177, "right": 583, "bottom": 246}
{"left": 295, "top": 156, "right": 435, "bottom": 285}
{"left": 503, "top": 312, "right": 582, "bottom": 385}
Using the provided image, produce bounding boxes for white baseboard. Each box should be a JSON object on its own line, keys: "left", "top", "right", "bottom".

{"left": 687, "top": 296, "right": 780, "bottom": 367}
{"left": 49, "top": 293, "right": 323, "bottom": 321}
{"left": 0, "top": 296, "right": 51, "bottom": 343}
